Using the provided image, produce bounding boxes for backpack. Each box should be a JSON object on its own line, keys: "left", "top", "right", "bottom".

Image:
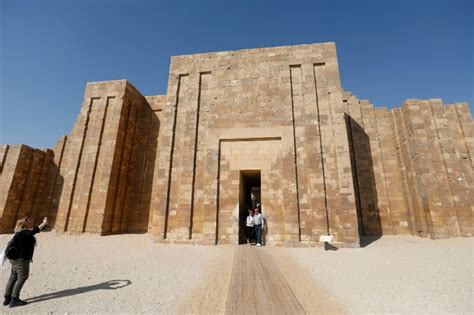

{"left": 4, "top": 233, "right": 19, "bottom": 260}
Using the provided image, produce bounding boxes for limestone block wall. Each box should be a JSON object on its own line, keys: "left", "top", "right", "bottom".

{"left": 44, "top": 136, "right": 68, "bottom": 227}
{"left": 0, "top": 145, "right": 31, "bottom": 232}
{"left": 54, "top": 80, "right": 159, "bottom": 234}
{"left": 344, "top": 92, "right": 473, "bottom": 239}
{"left": 151, "top": 43, "right": 360, "bottom": 246}
{"left": 120, "top": 95, "right": 162, "bottom": 233}
{"left": 1, "top": 42, "right": 471, "bottom": 245}
{"left": 394, "top": 100, "right": 473, "bottom": 238}
{"left": 345, "top": 96, "right": 412, "bottom": 236}
{"left": 0, "top": 144, "right": 59, "bottom": 232}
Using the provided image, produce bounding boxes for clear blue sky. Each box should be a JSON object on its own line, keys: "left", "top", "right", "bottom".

{"left": 1, "top": 0, "right": 472, "bottom": 149}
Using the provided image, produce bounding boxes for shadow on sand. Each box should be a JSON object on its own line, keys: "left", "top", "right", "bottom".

{"left": 25, "top": 279, "right": 131, "bottom": 304}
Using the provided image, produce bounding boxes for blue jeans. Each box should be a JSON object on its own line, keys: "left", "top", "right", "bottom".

{"left": 255, "top": 224, "right": 262, "bottom": 245}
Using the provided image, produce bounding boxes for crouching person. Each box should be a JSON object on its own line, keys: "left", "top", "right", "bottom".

{"left": 3, "top": 216, "right": 48, "bottom": 308}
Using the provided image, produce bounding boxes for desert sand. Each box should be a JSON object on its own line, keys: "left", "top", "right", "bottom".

{"left": 270, "top": 236, "right": 473, "bottom": 314}
{"left": 0, "top": 233, "right": 472, "bottom": 314}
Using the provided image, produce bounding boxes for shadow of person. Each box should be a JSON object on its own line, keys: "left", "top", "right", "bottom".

{"left": 25, "top": 279, "right": 132, "bottom": 304}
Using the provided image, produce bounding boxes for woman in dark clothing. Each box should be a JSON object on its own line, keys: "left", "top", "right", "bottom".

{"left": 3, "top": 216, "right": 47, "bottom": 308}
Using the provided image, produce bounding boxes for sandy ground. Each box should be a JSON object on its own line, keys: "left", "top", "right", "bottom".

{"left": 0, "top": 233, "right": 233, "bottom": 314}
{"left": 271, "top": 236, "right": 474, "bottom": 314}
{"left": 269, "top": 247, "right": 347, "bottom": 314}
{"left": 0, "top": 233, "right": 472, "bottom": 314}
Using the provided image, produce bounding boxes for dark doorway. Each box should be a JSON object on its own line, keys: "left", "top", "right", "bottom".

{"left": 239, "top": 170, "right": 261, "bottom": 244}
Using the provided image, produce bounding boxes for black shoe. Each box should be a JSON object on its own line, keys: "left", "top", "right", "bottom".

{"left": 2, "top": 295, "right": 11, "bottom": 306}
{"left": 9, "top": 297, "right": 27, "bottom": 308}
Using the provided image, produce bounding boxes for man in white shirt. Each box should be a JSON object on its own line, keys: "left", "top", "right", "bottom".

{"left": 254, "top": 208, "right": 265, "bottom": 246}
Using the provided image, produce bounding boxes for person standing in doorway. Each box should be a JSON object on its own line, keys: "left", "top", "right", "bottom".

{"left": 3, "top": 216, "right": 48, "bottom": 308}
{"left": 246, "top": 209, "right": 255, "bottom": 245}
{"left": 254, "top": 208, "right": 265, "bottom": 247}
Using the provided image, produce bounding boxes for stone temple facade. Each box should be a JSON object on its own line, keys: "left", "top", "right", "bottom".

{"left": 1, "top": 43, "right": 472, "bottom": 247}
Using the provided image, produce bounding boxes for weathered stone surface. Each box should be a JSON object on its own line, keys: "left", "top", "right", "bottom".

{"left": 52, "top": 80, "right": 158, "bottom": 235}
{"left": 0, "top": 145, "right": 55, "bottom": 232}
{"left": 1, "top": 42, "right": 472, "bottom": 245}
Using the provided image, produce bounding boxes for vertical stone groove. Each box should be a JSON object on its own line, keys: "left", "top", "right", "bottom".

{"left": 428, "top": 103, "right": 461, "bottom": 235}
{"left": 0, "top": 145, "right": 9, "bottom": 174}
{"left": 143, "top": 110, "right": 160, "bottom": 231}
{"left": 454, "top": 106, "right": 473, "bottom": 166}
{"left": 346, "top": 114, "right": 364, "bottom": 235}
{"left": 400, "top": 108, "right": 432, "bottom": 235}
{"left": 12, "top": 148, "right": 34, "bottom": 227}
{"left": 391, "top": 112, "right": 416, "bottom": 234}
{"left": 351, "top": 101, "right": 368, "bottom": 234}
{"left": 30, "top": 151, "right": 50, "bottom": 218}
{"left": 190, "top": 72, "right": 210, "bottom": 238}
{"left": 373, "top": 109, "right": 394, "bottom": 234}
{"left": 119, "top": 104, "right": 141, "bottom": 232}
{"left": 64, "top": 97, "right": 95, "bottom": 232}
{"left": 109, "top": 100, "right": 132, "bottom": 232}
{"left": 164, "top": 74, "right": 186, "bottom": 238}
{"left": 47, "top": 136, "right": 67, "bottom": 217}
{"left": 215, "top": 140, "right": 222, "bottom": 244}
{"left": 289, "top": 64, "right": 302, "bottom": 241}
{"left": 82, "top": 97, "right": 112, "bottom": 232}
{"left": 313, "top": 63, "right": 330, "bottom": 235}
{"left": 315, "top": 63, "right": 340, "bottom": 237}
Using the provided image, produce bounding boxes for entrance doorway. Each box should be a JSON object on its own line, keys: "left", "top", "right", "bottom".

{"left": 239, "top": 170, "right": 261, "bottom": 244}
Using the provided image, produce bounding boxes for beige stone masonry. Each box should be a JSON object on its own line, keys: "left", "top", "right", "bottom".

{"left": 1, "top": 42, "right": 472, "bottom": 245}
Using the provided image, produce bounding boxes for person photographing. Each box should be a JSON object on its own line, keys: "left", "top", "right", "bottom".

{"left": 3, "top": 216, "right": 48, "bottom": 308}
